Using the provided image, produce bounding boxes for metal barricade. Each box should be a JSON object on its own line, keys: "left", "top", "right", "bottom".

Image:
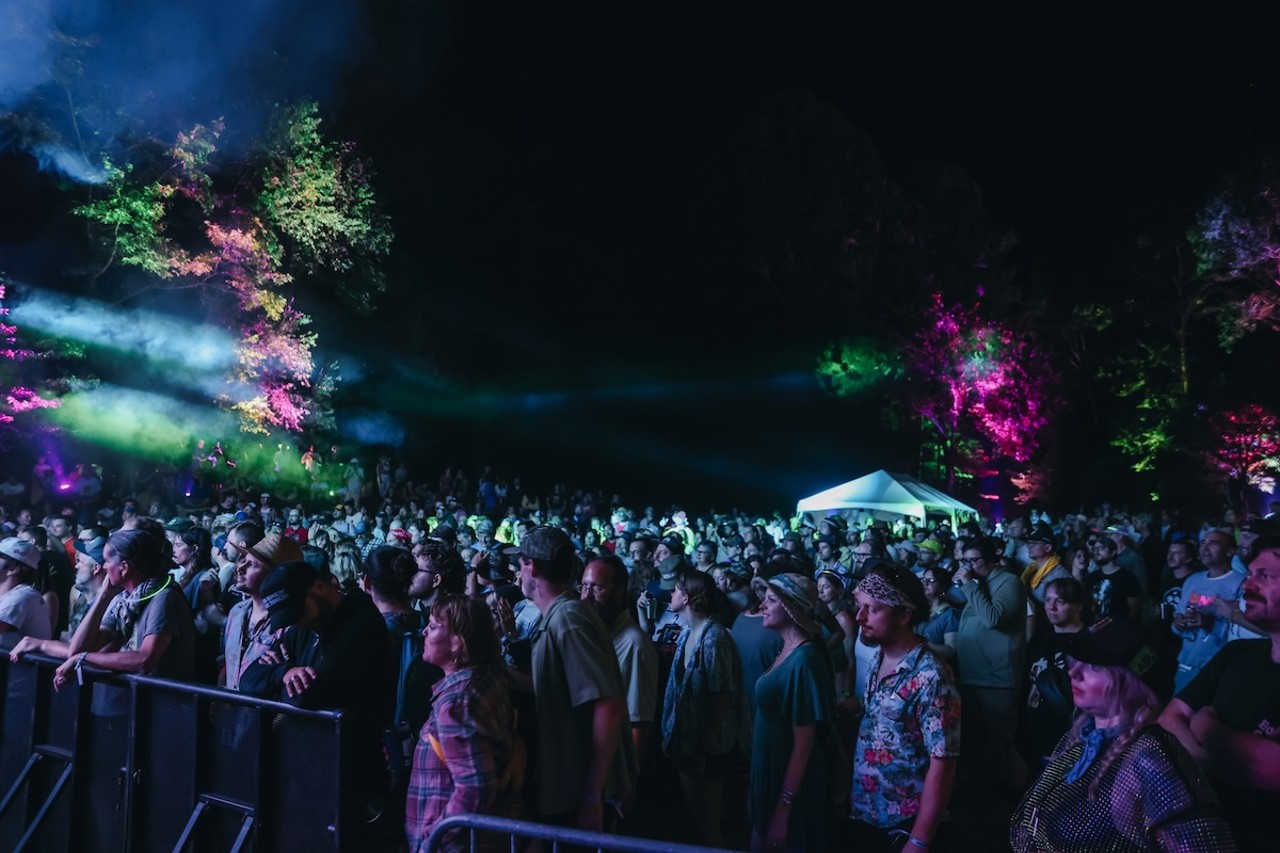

{"left": 424, "top": 814, "right": 727, "bottom": 853}
{"left": 0, "top": 650, "right": 349, "bottom": 853}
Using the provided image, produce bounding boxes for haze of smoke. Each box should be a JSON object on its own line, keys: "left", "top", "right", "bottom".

{"left": 48, "top": 383, "right": 237, "bottom": 460}
{"left": 9, "top": 285, "right": 236, "bottom": 372}
{"left": 0, "top": 0, "right": 364, "bottom": 181}
{"left": 340, "top": 411, "right": 406, "bottom": 448}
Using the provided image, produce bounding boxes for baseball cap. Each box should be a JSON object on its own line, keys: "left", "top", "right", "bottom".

{"left": 1055, "top": 617, "right": 1172, "bottom": 698}
{"left": 657, "top": 555, "right": 687, "bottom": 589}
{"left": 260, "top": 561, "right": 321, "bottom": 631}
{"left": 503, "top": 526, "right": 574, "bottom": 564}
{"left": 660, "top": 533, "right": 686, "bottom": 554}
{"left": 1026, "top": 522, "right": 1058, "bottom": 548}
{"left": 0, "top": 537, "right": 40, "bottom": 570}
{"left": 164, "top": 517, "right": 195, "bottom": 533}
{"left": 74, "top": 535, "right": 108, "bottom": 565}
{"left": 430, "top": 523, "right": 458, "bottom": 547}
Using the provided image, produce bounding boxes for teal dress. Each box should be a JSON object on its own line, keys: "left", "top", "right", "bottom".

{"left": 749, "top": 641, "right": 835, "bottom": 850}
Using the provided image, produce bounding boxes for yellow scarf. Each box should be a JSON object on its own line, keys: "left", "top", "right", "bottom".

{"left": 1020, "top": 553, "right": 1062, "bottom": 590}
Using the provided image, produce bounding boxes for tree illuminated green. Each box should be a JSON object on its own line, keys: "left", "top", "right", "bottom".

{"left": 74, "top": 104, "right": 392, "bottom": 434}
{"left": 815, "top": 337, "right": 902, "bottom": 396}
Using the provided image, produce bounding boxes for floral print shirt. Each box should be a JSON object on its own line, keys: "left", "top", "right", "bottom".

{"left": 851, "top": 641, "right": 961, "bottom": 827}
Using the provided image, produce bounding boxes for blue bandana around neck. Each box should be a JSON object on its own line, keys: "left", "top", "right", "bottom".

{"left": 1065, "top": 718, "right": 1118, "bottom": 784}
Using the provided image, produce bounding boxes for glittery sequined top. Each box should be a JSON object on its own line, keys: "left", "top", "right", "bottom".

{"left": 1009, "top": 725, "right": 1236, "bottom": 852}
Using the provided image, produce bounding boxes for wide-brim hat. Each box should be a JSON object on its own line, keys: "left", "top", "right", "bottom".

{"left": 751, "top": 572, "right": 820, "bottom": 636}
{"left": 260, "top": 560, "right": 320, "bottom": 631}
{"left": 241, "top": 533, "right": 304, "bottom": 570}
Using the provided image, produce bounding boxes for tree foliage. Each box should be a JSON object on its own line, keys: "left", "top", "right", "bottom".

{"left": 903, "top": 294, "right": 1056, "bottom": 492}
{"left": 1206, "top": 403, "right": 1280, "bottom": 502}
{"left": 75, "top": 104, "right": 391, "bottom": 434}
{"left": 815, "top": 336, "right": 903, "bottom": 397}
{"left": 0, "top": 277, "right": 63, "bottom": 441}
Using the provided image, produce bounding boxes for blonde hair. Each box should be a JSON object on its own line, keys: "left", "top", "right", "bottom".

{"left": 1056, "top": 664, "right": 1163, "bottom": 799}
{"left": 331, "top": 541, "right": 361, "bottom": 589}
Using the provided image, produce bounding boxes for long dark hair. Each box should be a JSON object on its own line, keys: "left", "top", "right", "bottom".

{"left": 109, "top": 527, "right": 170, "bottom": 580}
{"left": 178, "top": 527, "right": 213, "bottom": 569}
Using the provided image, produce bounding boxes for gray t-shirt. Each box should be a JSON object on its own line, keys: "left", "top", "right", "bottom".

{"left": 0, "top": 584, "right": 51, "bottom": 640}
{"left": 101, "top": 583, "right": 196, "bottom": 681}
{"left": 531, "top": 594, "right": 637, "bottom": 815}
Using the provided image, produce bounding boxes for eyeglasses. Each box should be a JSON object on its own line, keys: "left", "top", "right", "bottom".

{"left": 922, "top": 577, "right": 939, "bottom": 584}
{"left": 958, "top": 557, "right": 981, "bottom": 565}
{"left": 579, "top": 584, "right": 609, "bottom": 594}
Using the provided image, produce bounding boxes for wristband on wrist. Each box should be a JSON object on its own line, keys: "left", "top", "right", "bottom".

{"left": 890, "top": 829, "right": 929, "bottom": 849}
{"left": 779, "top": 787, "right": 796, "bottom": 806}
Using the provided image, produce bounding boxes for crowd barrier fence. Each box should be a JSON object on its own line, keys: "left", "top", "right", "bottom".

{"left": 4, "top": 649, "right": 730, "bottom": 853}
{"left": 425, "top": 814, "right": 725, "bottom": 853}
{"left": 0, "top": 648, "right": 347, "bottom": 853}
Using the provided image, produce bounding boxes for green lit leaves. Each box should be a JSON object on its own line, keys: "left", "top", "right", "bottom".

{"left": 815, "top": 336, "right": 902, "bottom": 397}
{"left": 260, "top": 102, "right": 392, "bottom": 313}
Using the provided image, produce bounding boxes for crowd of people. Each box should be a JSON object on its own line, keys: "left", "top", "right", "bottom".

{"left": 1, "top": 456, "right": 1278, "bottom": 852}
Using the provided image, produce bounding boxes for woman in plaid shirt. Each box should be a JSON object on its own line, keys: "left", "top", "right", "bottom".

{"left": 406, "top": 594, "right": 514, "bottom": 853}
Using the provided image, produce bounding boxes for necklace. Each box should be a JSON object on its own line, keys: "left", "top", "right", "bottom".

{"left": 136, "top": 576, "right": 172, "bottom": 603}
{"left": 767, "top": 638, "right": 809, "bottom": 673}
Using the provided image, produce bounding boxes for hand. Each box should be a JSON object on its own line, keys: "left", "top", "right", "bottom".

{"left": 952, "top": 566, "right": 971, "bottom": 586}
{"left": 258, "top": 648, "right": 283, "bottom": 666}
{"left": 491, "top": 596, "right": 515, "bottom": 636}
{"left": 52, "top": 655, "right": 78, "bottom": 692}
{"left": 576, "top": 797, "right": 604, "bottom": 832}
{"left": 9, "top": 635, "right": 44, "bottom": 662}
{"left": 1207, "top": 598, "right": 1234, "bottom": 620}
{"left": 282, "top": 665, "right": 317, "bottom": 698}
{"left": 1189, "top": 706, "right": 1221, "bottom": 742}
{"left": 764, "top": 807, "right": 789, "bottom": 850}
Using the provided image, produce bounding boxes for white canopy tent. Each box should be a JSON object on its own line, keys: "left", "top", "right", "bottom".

{"left": 795, "top": 469, "right": 978, "bottom": 528}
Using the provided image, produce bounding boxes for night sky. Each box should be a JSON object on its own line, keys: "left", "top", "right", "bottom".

{"left": 3, "top": 4, "right": 1279, "bottom": 512}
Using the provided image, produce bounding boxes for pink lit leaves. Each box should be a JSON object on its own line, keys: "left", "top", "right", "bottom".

{"left": 908, "top": 294, "right": 1053, "bottom": 466}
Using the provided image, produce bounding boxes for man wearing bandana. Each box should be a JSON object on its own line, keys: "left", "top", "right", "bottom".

{"left": 848, "top": 565, "right": 961, "bottom": 853}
